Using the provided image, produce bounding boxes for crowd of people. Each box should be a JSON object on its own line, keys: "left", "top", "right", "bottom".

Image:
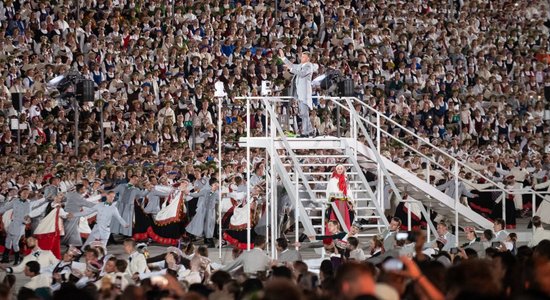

{"left": 0, "top": 218, "right": 549, "bottom": 300}
{"left": 0, "top": 0, "right": 550, "bottom": 298}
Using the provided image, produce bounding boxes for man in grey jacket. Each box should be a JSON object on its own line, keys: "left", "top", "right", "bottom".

{"left": 0, "top": 187, "right": 47, "bottom": 264}
{"left": 276, "top": 238, "right": 302, "bottom": 264}
{"left": 279, "top": 49, "right": 318, "bottom": 137}
{"left": 461, "top": 227, "right": 485, "bottom": 258}
{"left": 221, "top": 235, "right": 271, "bottom": 276}
{"left": 378, "top": 217, "right": 402, "bottom": 251}
{"left": 62, "top": 184, "right": 96, "bottom": 247}
{"left": 71, "top": 191, "right": 129, "bottom": 249}
{"left": 185, "top": 178, "right": 219, "bottom": 248}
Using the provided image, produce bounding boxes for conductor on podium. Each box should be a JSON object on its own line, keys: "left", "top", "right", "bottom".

{"left": 279, "top": 49, "right": 318, "bottom": 137}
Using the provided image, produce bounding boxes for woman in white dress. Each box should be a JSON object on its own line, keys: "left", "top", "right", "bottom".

{"left": 326, "top": 164, "right": 354, "bottom": 231}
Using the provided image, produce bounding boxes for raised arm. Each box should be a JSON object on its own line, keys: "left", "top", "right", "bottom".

{"left": 0, "top": 201, "right": 14, "bottom": 214}
{"left": 281, "top": 56, "right": 299, "bottom": 71}
{"left": 30, "top": 197, "right": 48, "bottom": 209}
{"left": 72, "top": 206, "right": 98, "bottom": 218}
{"left": 153, "top": 185, "right": 174, "bottom": 196}
{"left": 76, "top": 195, "right": 97, "bottom": 208}
{"left": 29, "top": 201, "right": 49, "bottom": 218}
{"left": 220, "top": 255, "right": 244, "bottom": 273}
{"left": 313, "top": 231, "right": 346, "bottom": 241}
{"left": 86, "top": 194, "right": 103, "bottom": 203}
{"left": 189, "top": 188, "right": 208, "bottom": 199}
{"left": 534, "top": 180, "right": 550, "bottom": 190}
{"left": 109, "top": 183, "right": 127, "bottom": 194}
{"left": 460, "top": 183, "right": 478, "bottom": 198}
{"left": 436, "top": 180, "right": 451, "bottom": 191}
{"left": 137, "top": 188, "right": 150, "bottom": 198}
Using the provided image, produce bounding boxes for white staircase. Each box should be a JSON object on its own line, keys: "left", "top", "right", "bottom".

{"left": 272, "top": 139, "right": 388, "bottom": 237}
{"left": 236, "top": 96, "right": 544, "bottom": 244}
{"left": 240, "top": 99, "right": 389, "bottom": 239}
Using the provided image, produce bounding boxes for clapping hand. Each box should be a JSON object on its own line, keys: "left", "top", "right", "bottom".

{"left": 278, "top": 49, "right": 285, "bottom": 58}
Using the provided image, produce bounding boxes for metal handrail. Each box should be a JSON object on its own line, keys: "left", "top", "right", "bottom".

{"left": 331, "top": 97, "right": 550, "bottom": 205}
{"left": 319, "top": 96, "right": 439, "bottom": 237}
{"left": 236, "top": 95, "right": 483, "bottom": 188}
{"left": 237, "top": 95, "right": 515, "bottom": 198}
{"left": 341, "top": 139, "right": 390, "bottom": 229}
{"left": 342, "top": 97, "right": 439, "bottom": 238}
{"left": 260, "top": 98, "right": 350, "bottom": 234}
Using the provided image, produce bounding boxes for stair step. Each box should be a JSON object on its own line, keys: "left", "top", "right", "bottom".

{"left": 355, "top": 207, "right": 378, "bottom": 210}
{"left": 359, "top": 224, "right": 386, "bottom": 228}
{"left": 298, "top": 190, "right": 371, "bottom": 194}
{"left": 284, "top": 163, "right": 354, "bottom": 167}
{"left": 302, "top": 172, "right": 359, "bottom": 175}
{"left": 281, "top": 155, "right": 350, "bottom": 158}
{"left": 307, "top": 181, "right": 363, "bottom": 184}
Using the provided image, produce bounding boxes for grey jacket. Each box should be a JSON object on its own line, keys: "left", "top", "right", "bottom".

{"left": 278, "top": 249, "right": 302, "bottom": 264}
{"left": 282, "top": 58, "right": 317, "bottom": 109}
{"left": 221, "top": 248, "right": 271, "bottom": 275}
{"left": 64, "top": 192, "right": 95, "bottom": 213}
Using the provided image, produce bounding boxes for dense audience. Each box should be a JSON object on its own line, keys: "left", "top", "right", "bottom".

{"left": 0, "top": 225, "right": 549, "bottom": 300}
{"left": 0, "top": 0, "right": 549, "bottom": 299}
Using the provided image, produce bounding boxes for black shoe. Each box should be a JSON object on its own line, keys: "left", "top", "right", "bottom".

{"left": 1, "top": 252, "right": 9, "bottom": 263}
{"left": 206, "top": 239, "right": 215, "bottom": 248}
{"left": 299, "top": 134, "right": 309, "bottom": 138}
{"left": 13, "top": 252, "right": 20, "bottom": 266}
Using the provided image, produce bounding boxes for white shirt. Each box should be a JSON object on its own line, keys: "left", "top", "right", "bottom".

{"left": 494, "top": 230, "right": 509, "bottom": 242}
{"left": 349, "top": 248, "right": 366, "bottom": 261}
{"left": 24, "top": 274, "right": 52, "bottom": 290}
{"left": 7, "top": 248, "right": 59, "bottom": 274}
{"left": 528, "top": 227, "right": 550, "bottom": 247}
{"left": 126, "top": 251, "right": 149, "bottom": 275}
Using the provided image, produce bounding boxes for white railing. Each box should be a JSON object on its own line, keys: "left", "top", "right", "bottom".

{"left": 336, "top": 96, "right": 550, "bottom": 230}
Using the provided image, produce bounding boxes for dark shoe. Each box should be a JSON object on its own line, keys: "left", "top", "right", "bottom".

{"left": 206, "top": 239, "right": 215, "bottom": 248}
{"left": 13, "top": 252, "right": 20, "bottom": 266}
{"left": 1, "top": 251, "right": 9, "bottom": 263}
{"left": 358, "top": 218, "right": 369, "bottom": 225}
